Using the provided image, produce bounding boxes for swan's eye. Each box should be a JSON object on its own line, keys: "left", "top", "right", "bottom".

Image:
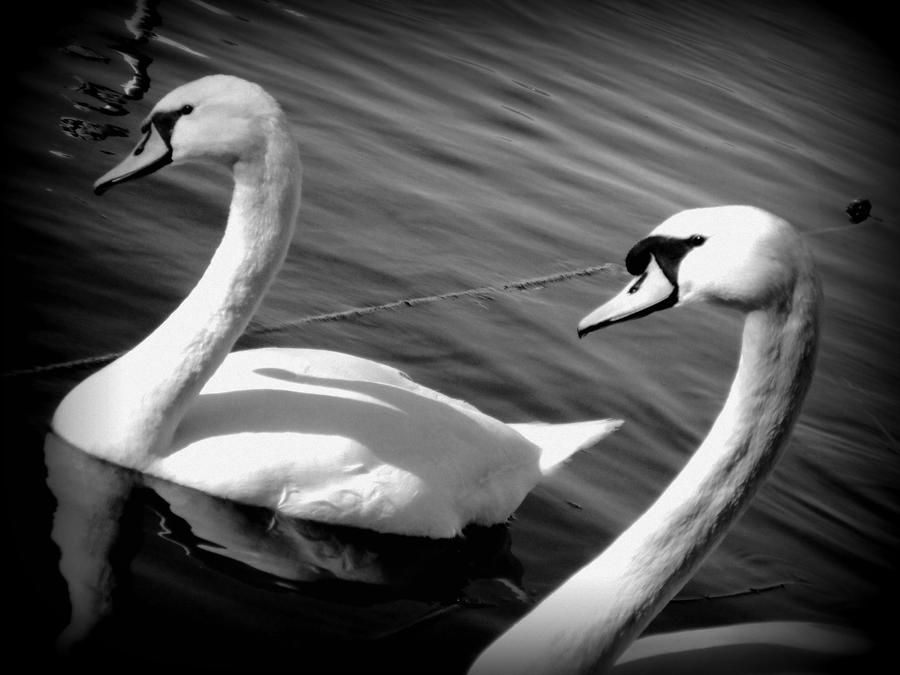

{"left": 688, "top": 234, "right": 706, "bottom": 247}
{"left": 180, "top": 104, "right": 194, "bottom": 115}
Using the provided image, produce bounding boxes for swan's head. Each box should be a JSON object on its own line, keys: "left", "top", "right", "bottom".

{"left": 94, "top": 75, "right": 286, "bottom": 195}
{"left": 578, "top": 206, "right": 807, "bottom": 337}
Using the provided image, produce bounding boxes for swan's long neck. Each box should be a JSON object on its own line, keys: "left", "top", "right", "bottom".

{"left": 469, "top": 264, "right": 820, "bottom": 675}
{"left": 68, "top": 122, "right": 302, "bottom": 461}
{"left": 140, "top": 155, "right": 299, "bottom": 407}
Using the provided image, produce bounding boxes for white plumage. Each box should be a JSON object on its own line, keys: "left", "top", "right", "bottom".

{"left": 52, "top": 75, "right": 620, "bottom": 538}
{"left": 470, "top": 206, "right": 823, "bottom": 673}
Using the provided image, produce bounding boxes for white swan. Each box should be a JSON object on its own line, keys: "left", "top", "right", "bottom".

{"left": 51, "top": 75, "right": 620, "bottom": 539}
{"left": 469, "top": 205, "right": 822, "bottom": 674}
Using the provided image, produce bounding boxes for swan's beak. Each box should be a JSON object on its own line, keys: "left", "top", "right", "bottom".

{"left": 94, "top": 120, "right": 173, "bottom": 195}
{"left": 577, "top": 256, "right": 678, "bottom": 338}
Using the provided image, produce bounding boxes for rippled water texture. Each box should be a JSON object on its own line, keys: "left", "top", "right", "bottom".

{"left": 3, "top": 1, "right": 898, "bottom": 672}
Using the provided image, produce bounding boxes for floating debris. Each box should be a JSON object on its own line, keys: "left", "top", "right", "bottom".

{"left": 845, "top": 198, "right": 872, "bottom": 224}
{"left": 512, "top": 79, "right": 552, "bottom": 98}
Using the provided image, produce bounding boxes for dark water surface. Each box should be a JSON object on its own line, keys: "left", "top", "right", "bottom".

{"left": 3, "top": 1, "right": 898, "bottom": 672}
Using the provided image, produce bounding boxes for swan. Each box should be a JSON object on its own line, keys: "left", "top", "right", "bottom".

{"left": 51, "top": 75, "right": 620, "bottom": 539}
{"left": 469, "top": 205, "right": 822, "bottom": 674}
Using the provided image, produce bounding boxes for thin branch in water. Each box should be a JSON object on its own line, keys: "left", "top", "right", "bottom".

{"left": 672, "top": 582, "right": 789, "bottom": 603}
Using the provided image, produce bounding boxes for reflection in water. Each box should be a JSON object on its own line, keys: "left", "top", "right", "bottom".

{"left": 117, "top": 0, "right": 160, "bottom": 99}
{"left": 59, "top": 44, "right": 110, "bottom": 63}
{"left": 56, "top": 0, "right": 160, "bottom": 142}
{"left": 45, "top": 433, "right": 137, "bottom": 651}
{"left": 66, "top": 78, "right": 131, "bottom": 116}
{"left": 44, "top": 432, "right": 525, "bottom": 655}
{"left": 124, "top": 0, "right": 160, "bottom": 40}
{"left": 57, "top": 117, "right": 129, "bottom": 141}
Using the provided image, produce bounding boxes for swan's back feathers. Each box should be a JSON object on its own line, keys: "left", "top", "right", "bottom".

{"left": 157, "top": 348, "right": 622, "bottom": 536}
{"left": 161, "top": 347, "right": 569, "bottom": 536}
{"left": 510, "top": 419, "right": 623, "bottom": 474}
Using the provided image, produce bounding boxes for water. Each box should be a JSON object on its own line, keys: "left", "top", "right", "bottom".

{"left": 4, "top": 0, "right": 898, "bottom": 672}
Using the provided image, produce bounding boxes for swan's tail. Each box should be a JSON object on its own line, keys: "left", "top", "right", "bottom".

{"left": 509, "top": 418, "right": 623, "bottom": 475}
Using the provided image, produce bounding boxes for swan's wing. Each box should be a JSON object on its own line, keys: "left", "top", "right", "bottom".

{"left": 163, "top": 347, "right": 543, "bottom": 536}
{"left": 509, "top": 419, "right": 623, "bottom": 474}
{"left": 205, "top": 347, "right": 483, "bottom": 412}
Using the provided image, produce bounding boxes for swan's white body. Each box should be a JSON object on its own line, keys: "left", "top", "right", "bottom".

{"left": 470, "top": 206, "right": 822, "bottom": 673}
{"left": 51, "top": 75, "right": 619, "bottom": 538}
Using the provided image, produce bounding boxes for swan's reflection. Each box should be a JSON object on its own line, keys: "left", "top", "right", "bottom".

{"left": 45, "top": 432, "right": 525, "bottom": 654}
